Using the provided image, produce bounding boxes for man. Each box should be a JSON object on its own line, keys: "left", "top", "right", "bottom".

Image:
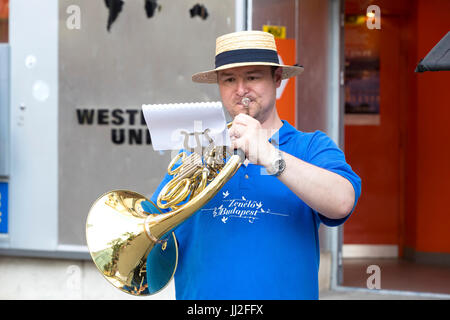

{"left": 151, "top": 31, "right": 361, "bottom": 299}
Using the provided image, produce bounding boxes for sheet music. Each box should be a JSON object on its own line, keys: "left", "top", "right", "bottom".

{"left": 142, "top": 102, "right": 230, "bottom": 151}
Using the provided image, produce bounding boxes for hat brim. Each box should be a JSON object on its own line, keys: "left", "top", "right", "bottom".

{"left": 192, "top": 62, "right": 304, "bottom": 84}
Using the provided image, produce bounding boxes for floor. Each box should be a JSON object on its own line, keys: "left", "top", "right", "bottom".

{"left": 319, "top": 288, "right": 436, "bottom": 300}
{"left": 340, "top": 258, "right": 450, "bottom": 296}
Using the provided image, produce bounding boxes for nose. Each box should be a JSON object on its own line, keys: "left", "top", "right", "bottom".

{"left": 235, "top": 78, "right": 249, "bottom": 96}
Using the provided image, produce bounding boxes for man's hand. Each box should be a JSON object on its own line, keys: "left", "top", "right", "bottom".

{"left": 228, "top": 113, "right": 278, "bottom": 167}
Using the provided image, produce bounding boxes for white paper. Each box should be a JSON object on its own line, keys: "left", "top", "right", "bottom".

{"left": 142, "top": 102, "right": 230, "bottom": 151}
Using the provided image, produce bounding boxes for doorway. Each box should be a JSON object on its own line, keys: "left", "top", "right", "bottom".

{"left": 341, "top": 0, "right": 450, "bottom": 296}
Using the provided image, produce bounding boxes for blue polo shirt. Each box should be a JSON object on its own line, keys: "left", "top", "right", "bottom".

{"left": 150, "top": 120, "right": 361, "bottom": 300}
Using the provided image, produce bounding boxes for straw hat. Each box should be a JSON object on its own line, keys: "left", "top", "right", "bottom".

{"left": 192, "top": 30, "right": 304, "bottom": 83}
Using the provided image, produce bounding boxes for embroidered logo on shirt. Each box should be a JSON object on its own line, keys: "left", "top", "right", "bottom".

{"left": 201, "top": 190, "right": 288, "bottom": 224}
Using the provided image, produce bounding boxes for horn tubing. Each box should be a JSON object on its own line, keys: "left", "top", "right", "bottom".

{"left": 145, "top": 153, "right": 242, "bottom": 240}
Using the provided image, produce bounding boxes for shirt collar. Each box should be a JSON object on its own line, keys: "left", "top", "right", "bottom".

{"left": 268, "top": 120, "right": 297, "bottom": 146}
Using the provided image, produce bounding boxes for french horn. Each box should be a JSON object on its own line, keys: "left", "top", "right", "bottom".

{"left": 85, "top": 123, "right": 244, "bottom": 296}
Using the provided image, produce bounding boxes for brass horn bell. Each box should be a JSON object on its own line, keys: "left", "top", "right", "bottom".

{"left": 86, "top": 140, "right": 243, "bottom": 296}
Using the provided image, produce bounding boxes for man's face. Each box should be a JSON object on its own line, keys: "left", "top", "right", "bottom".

{"left": 217, "top": 65, "right": 282, "bottom": 123}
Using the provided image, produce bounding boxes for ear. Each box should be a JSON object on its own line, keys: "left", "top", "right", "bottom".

{"left": 274, "top": 67, "right": 283, "bottom": 88}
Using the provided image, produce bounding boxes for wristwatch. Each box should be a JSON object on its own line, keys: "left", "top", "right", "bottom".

{"left": 266, "top": 149, "right": 286, "bottom": 176}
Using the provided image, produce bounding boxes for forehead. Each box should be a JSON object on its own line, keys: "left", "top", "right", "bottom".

{"left": 217, "top": 65, "right": 272, "bottom": 77}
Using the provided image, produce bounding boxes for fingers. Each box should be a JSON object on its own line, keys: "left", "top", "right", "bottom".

{"left": 229, "top": 114, "right": 259, "bottom": 138}
{"left": 232, "top": 113, "right": 256, "bottom": 126}
{"left": 229, "top": 127, "right": 243, "bottom": 151}
{"left": 229, "top": 115, "right": 265, "bottom": 164}
{"left": 228, "top": 123, "right": 245, "bottom": 154}
{"left": 229, "top": 123, "right": 245, "bottom": 139}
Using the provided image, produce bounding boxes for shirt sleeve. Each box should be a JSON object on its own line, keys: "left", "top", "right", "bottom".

{"left": 305, "top": 130, "right": 362, "bottom": 227}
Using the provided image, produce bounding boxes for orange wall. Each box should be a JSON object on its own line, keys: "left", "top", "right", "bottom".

{"left": 411, "top": 0, "right": 450, "bottom": 253}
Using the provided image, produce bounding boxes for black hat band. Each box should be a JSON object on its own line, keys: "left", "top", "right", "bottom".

{"left": 215, "top": 48, "right": 280, "bottom": 69}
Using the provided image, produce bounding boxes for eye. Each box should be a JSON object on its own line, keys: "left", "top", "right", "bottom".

{"left": 247, "top": 75, "right": 261, "bottom": 81}
{"left": 221, "top": 77, "right": 235, "bottom": 83}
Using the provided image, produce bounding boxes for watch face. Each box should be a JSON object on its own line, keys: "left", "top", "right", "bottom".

{"left": 274, "top": 159, "right": 282, "bottom": 170}
{"left": 268, "top": 151, "right": 285, "bottom": 176}
{"left": 274, "top": 159, "right": 286, "bottom": 176}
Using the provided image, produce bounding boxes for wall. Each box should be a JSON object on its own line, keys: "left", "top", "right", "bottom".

{"left": 408, "top": 0, "right": 450, "bottom": 255}
{"left": 296, "top": 0, "right": 331, "bottom": 134}
{"left": 58, "top": 0, "right": 235, "bottom": 249}
{"left": 0, "top": 256, "right": 175, "bottom": 299}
